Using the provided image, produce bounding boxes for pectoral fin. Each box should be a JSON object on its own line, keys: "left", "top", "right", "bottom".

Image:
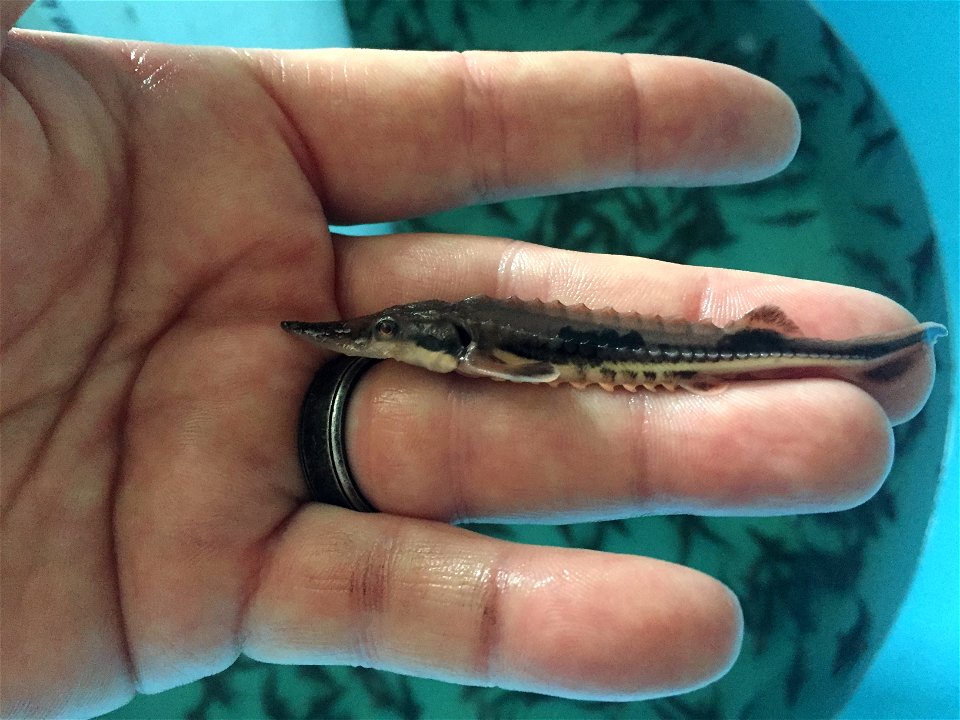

{"left": 459, "top": 346, "right": 560, "bottom": 383}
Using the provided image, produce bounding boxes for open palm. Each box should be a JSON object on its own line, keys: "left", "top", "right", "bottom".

{"left": 1, "top": 11, "right": 937, "bottom": 719}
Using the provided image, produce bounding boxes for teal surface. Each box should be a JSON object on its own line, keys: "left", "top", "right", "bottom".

{"left": 813, "top": 3, "right": 959, "bottom": 718}
{"left": 15, "top": 2, "right": 957, "bottom": 718}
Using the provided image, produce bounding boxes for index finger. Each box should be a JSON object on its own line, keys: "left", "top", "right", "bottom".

{"left": 251, "top": 50, "right": 800, "bottom": 223}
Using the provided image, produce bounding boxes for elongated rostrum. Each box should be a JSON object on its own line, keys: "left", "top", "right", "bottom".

{"left": 281, "top": 296, "right": 946, "bottom": 393}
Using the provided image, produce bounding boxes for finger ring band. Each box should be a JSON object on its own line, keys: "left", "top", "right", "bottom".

{"left": 297, "top": 355, "right": 380, "bottom": 512}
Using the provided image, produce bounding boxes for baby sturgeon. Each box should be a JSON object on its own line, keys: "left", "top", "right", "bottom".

{"left": 281, "top": 296, "right": 946, "bottom": 393}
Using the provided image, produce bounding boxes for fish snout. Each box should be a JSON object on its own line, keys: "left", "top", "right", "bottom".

{"left": 280, "top": 320, "right": 363, "bottom": 352}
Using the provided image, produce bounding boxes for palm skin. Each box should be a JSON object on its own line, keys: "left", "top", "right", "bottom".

{"left": 1, "top": 12, "right": 938, "bottom": 720}
{"left": 2, "top": 26, "right": 338, "bottom": 716}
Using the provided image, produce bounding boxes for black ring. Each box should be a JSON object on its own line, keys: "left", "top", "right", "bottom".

{"left": 297, "top": 356, "right": 380, "bottom": 512}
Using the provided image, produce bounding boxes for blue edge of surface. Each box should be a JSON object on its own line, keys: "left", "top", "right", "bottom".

{"left": 15, "top": 1, "right": 959, "bottom": 718}
{"left": 813, "top": 3, "right": 959, "bottom": 719}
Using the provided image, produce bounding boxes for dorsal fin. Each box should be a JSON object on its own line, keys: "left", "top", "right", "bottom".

{"left": 727, "top": 305, "right": 802, "bottom": 336}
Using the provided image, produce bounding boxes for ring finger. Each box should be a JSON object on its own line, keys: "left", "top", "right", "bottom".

{"left": 346, "top": 363, "right": 891, "bottom": 522}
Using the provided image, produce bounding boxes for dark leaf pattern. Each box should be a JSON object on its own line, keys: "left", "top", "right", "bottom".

{"left": 785, "top": 645, "right": 808, "bottom": 707}
{"left": 800, "top": 71, "right": 844, "bottom": 95}
{"left": 36, "top": 0, "right": 78, "bottom": 33}
{"left": 753, "top": 209, "right": 819, "bottom": 227}
{"left": 833, "top": 600, "right": 872, "bottom": 677}
{"left": 836, "top": 246, "right": 907, "bottom": 302}
{"left": 184, "top": 672, "right": 235, "bottom": 720}
{"left": 755, "top": 38, "right": 779, "bottom": 79}
{"left": 654, "top": 188, "right": 737, "bottom": 264}
{"left": 557, "top": 519, "right": 630, "bottom": 550}
{"left": 857, "top": 127, "right": 900, "bottom": 164}
{"left": 354, "top": 668, "right": 423, "bottom": 720}
{"left": 850, "top": 79, "right": 878, "bottom": 128}
{"left": 671, "top": 515, "right": 733, "bottom": 565}
{"left": 812, "top": 483, "right": 899, "bottom": 542}
{"left": 794, "top": 99, "right": 821, "bottom": 123}
{"left": 262, "top": 668, "right": 295, "bottom": 720}
{"left": 856, "top": 201, "right": 904, "bottom": 229}
{"left": 819, "top": 17, "right": 846, "bottom": 76}
{"left": 908, "top": 232, "right": 937, "bottom": 297}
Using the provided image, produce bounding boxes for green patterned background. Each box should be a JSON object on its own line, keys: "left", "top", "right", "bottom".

{"left": 102, "top": 2, "right": 951, "bottom": 718}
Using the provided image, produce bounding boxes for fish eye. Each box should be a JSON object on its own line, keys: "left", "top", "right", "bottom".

{"left": 374, "top": 317, "right": 399, "bottom": 338}
{"left": 453, "top": 322, "right": 472, "bottom": 349}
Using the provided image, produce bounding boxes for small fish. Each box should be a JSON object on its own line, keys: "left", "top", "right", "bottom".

{"left": 282, "top": 296, "right": 945, "bottom": 394}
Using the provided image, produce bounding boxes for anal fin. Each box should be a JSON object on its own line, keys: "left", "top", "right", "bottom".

{"left": 677, "top": 375, "right": 729, "bottom": 395}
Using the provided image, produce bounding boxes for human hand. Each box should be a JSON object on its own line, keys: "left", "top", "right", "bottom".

{"left": 0, "top": 6, "right": 937, "bottom": 717}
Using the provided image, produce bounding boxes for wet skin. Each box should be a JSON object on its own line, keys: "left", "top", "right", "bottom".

{"left": 0, "top": 4, "right": 940, "bottom": 717}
